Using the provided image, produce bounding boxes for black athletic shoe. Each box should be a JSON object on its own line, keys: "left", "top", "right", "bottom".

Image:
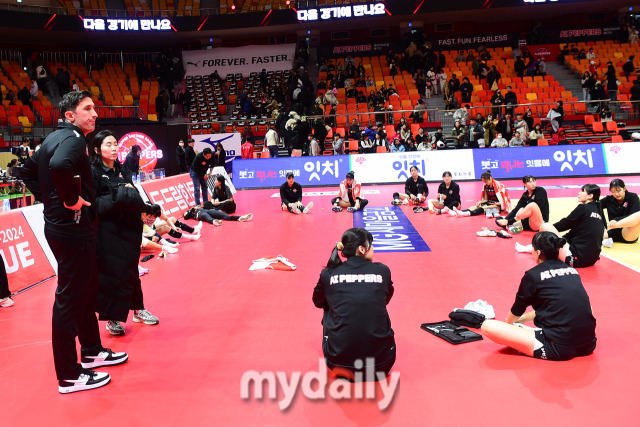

{"left": 81, "top": 348, "right": 129, "bottom": 369}
{"left": 58, "top": 370, "right": 111, "bottom": 394}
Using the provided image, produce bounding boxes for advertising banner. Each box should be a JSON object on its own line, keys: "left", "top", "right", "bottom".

{"left": 603, "top": 142, "right": 640, "bottom": 175}
{"left": 528, "top": 44, "right": 560, "bottom": 61}
{"left": 117, "top": 131, "right": 165, "bottom": 174}
{"left": 183, "top": 44, "right": 296, "bottom": 78}
{"left": 353, "top": 206, "right": 430, "bottom": 252}
{"left": 140, "top": 173, "right": 198, "bottom": 216}
{"left": 192, "top": 133, "right": 242, "bottom": 172}
{"left": 0, "top": 210, "right": 55, "bottom": 291}
{"left": 472, "top": 145, "right": 607, "bottom": 180}
{"left": 233, "top": 156, "right": 349, "bottom": 189}
{"left": 433, "top": 33, "right": 518, "bottom": 50}
{"left": 350, "top": 151, "right": 475, "bottom": 184}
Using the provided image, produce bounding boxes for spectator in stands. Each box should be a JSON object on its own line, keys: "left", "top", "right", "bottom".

{"left": 265, "top": 124, "right": 279, "bottom": 158}
{"left": 168, "top": 89, "right": 177, "bottom": 118}
{"left": 529, "top": 124, "right": 545, "bottom": 144}
{"left": 5, "top": 89, "right": 15, "bottom": 105}
{"left": 184, "top": 138, "right": 195, "bottom": 172}
{"left": 451, "top": 120, "right": 467, "bottom": 149}
{"left": 399, "top": 124, "right": 412, "bottom": 142}
{"left": 491, "top": 132, "right": 508, "bottom": 148}
{"left": 455, "top": 51, "right": 465, "bottom": 63}
{"left": 430, "top": 127, "right": 446, "bottom": 150}
{"left": 605, "top": 63, "right": 619, "bottom": 102}
{"left": 374, "top": 133, "right": 388, "bottom": 152}
{"left": 465, "top": 50, "right": 475, "bottom": 62}
{"left": 155, "top": 91, "right": 166, "bottom": 121}
{"left": 365, "top": 76, "right": 375, "bottom": 88}
{"left": 412, "top": 99, "right": 426, "bottom": 123}
{"left": 537, "top": 58, "right": 547, "bottom": 76}
{"left": 581, "top": 71, "right": 594, "bottom": 101}
{"left": 30, "top": 78, "right": 39, "bottom": 98}
{"left": 490, "top": 89, "right": 504, "bottom": 118}
{"left": 623, "top": 56, "right": 635, "bottom": 78}
{"left": 459, "top": 77, "right": 473, "bottom": 104}
{"left": 453, "top": 104, "right": 470, "bottom": 125}
{"left": 308, "top": 134, "right": 321, "bottom": 156}
{"left": 514, "top": 112, "right": 529, "bottom": 141}
{"left": 213, "top": 143, "right": 226, "bottom": 170}
{"left": 547, "top": 101, "right": 564, "bottom": 132}
{"left": 487, "top": 66, "right": 501, "bottom": 90}
{"left": 600, "top": 106, "right": 612, "bottom": 123}
{"left": 413, "top": 127, "right": 430, "bottom": 151}
{"left": 467, "top": 117, "right": 483, "bottom": 149}
{"left": 592, "top": 81, "right": 607, "bottom": 113}
{"left": 510, "top": 130, "right": 526, "bottom": 147}
{"left": 523, "top": 109, "right": 534, "bottom": 131}
{"left": 504, "top": 86, "right": 518, "bottom": 116}
{"left": 586, "top": 48, "right": 596, "bottom": 61}
{"left": 390, "top": 136, "right": 405, "bottom": 153}
{"left": 359, "top": 132, "right": 374, "bottom": 154}
{"left": 483, "top": 115, "right": 496, "bottom": 146}
{"left": 629, "top": 26, "right": 639, "bottom": 44}
{"left": 512, "top": 46, "right": 522, "bottom": 59}
{"left": 17, "top": 86, "right": 32, "bottom": 107}
{"left": 332, "top": 133, "right": 345, "bottom": 155}
{"left": 510, "top": 56, "right": 524, "bottom": 80}
{"left": 577, "top": 49, "right": 587, "bottom": 60}
{"left": 496, "top": 112, "right": 514, "bottom": 141}
{"left": 550, "top": 128, "right": 568, "bottom": 145}
{"left": 558, "top": 45, "right": 569, "bottom": 65}
{"left": 448, "top": 74, "right": 460, "bottom": 94}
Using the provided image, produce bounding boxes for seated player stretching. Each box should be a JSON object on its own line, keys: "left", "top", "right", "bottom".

{"left": 331, "top": 171, "right": 369, "bottom": 213}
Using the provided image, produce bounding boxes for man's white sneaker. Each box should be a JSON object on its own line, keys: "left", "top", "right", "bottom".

{"left": 59, "top": 370, "right": 111, "bottom": 394}
{"left": 0, "top": 296, "right": 14, "bottom": 308}
{"left": 303, "top": 202, "right": 314, "bottom": 214}
{"left": 106, "top": 320, "right": 125, "bottom": 336}
{"left": 602, "top": 238, "right": 614, "bottom": 248}
{"left": 80, "top": 348, "right": 128, "bottom": 369}
{"left": 137, "top": 265, "right": 149, "bottom": 276}
{"left": 212, "top": 219, "right": 223, "bottom": 226}
{"left": 239, "top": 213, "right": 253, "bottom": 222}
{"left": 183, "top": 233, "right": 201, "bottom": 241}
{"left": 515, "top": 242, "right": 533, "bottom": 253}
{"left": 133, "top": 309, "right": 159, "bottom": 325}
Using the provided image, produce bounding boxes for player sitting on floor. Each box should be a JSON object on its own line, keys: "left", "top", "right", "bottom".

{"left": 482, "top": 231, "right": 596, "bottom": 361}
{"left": 518, "top": 184, "right": 605, "bottom": 268}
{"left": 391, "top": 166, "right": 429, "bottom": 211}
{"left": 607, "top": 211, "right": 640, "bottom": 245}
{"left": 331, "top": 171, "right": 369, "bottom": 213}
{"left": 495, "top": 175, "right": 549, "bottom": 234}
{"left": 280, "top": 172, "right": 313, "bottom": 214}
{"left": 451, "top": 170, "right": 511, "bottom": 217}
{"left": 428, "top": 171, "right": 461, "bottom": 214}
{"left": 601, "top": 178, "right": 640, "bottom": 247}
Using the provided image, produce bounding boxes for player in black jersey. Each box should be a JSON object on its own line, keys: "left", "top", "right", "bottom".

{"left": 313, "top": 228, "right": 395, "bottom": 380}
{"left": 279, "top": 172, "right": 313, "bottom": 214}
{"left": 427, "top": 171, "right": 461, "bottom": 214}
{"left": 496, "top": 175, "right": 549, "bottom": 233}
{"left": 391, "top": 166, "right": 429, "bottom": 209}
{"left": 531, "top": 184, "right": 605, "bottom": 268}
{"left": 601, "top": 179, "right": 640, "bottom": 245}
{"left": 482, "top": 231, "right": 596, "bottom": 361}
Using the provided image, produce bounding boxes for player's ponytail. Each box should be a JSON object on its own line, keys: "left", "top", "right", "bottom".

{"left": 326, "top": 227, "right": 374, "bottom": 269}
{"left": 532, "top": 231, "right": 566, "bottom": 261}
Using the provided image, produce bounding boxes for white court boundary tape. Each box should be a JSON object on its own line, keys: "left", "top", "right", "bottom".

{"left": 271, "top": 190, "right": 381, "bottom": 198}
{"left": 600, "top": 252, "right": 640, "bottom": 275}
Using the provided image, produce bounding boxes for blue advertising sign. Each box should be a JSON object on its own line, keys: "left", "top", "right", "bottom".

{"left": 353, "top": 206, "right": 431, "bottom": 252}
{"left": 233, "top": 156, "right": 349, "bottom": 188}
{"left": 472, "top": 145, "right": 606, "bottom": 180}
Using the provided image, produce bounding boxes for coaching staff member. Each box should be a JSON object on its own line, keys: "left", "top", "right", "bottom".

{"left": 21, "top": 91, "right": 128, "bottom": 394}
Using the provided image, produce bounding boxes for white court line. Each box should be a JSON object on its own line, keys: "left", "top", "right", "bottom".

{"left": 0, "top": 341, "right": 51, "bottom": 353}
{"left": 600, "top": 253, "right": 640, "bottom": 275}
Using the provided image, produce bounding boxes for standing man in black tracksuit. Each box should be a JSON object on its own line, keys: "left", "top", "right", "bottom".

{"left": 184, "top": 138, "right": 196, "bottom": 172}
{"left": 21, "top": 91, "right": 128, "bottom": 394}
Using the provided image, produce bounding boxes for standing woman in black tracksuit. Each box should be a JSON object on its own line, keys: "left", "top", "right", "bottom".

{"left": 428, "top": 170, "right": 460, "bottom": 214}
{"left": 313, "top": 228, "right": 396, "bottom": 380}
{"left": 482, "top": 231, "right": 596, "bottom": 361}
{"left": 538, "top": 184, "right": 605, "bottom": 268}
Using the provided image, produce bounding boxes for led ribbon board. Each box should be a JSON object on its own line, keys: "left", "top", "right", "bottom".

{"left": 297, "top": 3, "right": 385, "bottom": 21}
{"left": 82, "top": 17, "right": 172, "bottom": 31}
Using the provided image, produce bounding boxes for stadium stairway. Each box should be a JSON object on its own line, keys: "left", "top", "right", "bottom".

{"left": 545, "top": 61, "right": 583, "bottom": 103}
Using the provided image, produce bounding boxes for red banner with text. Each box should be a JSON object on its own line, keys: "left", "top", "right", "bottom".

{"left": 0, "top": 210, "right": 55, "bottom": 292}
{"left": 528, "top": 44, "right": 560, "bottom": 61}
{"left": 139, "top": 174, "right": 198, "bottom": 216}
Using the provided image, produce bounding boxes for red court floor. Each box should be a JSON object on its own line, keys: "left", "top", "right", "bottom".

{"left": 1, "top": 176, "right": 639, "bottom": 426}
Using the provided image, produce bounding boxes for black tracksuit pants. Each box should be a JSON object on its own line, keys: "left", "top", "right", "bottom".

{"left": 0, "top": 253, "right": 9, "bottom": 299}
{"left": 46, "top": 232, "right": 102, "bottom": 380}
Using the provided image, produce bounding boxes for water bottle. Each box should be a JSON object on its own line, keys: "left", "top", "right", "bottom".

{"left": 159, "top": 169, "right": 165, "bottom": 179}
{"left": 2, "top": 199, "right": 10, "bottom": 212}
